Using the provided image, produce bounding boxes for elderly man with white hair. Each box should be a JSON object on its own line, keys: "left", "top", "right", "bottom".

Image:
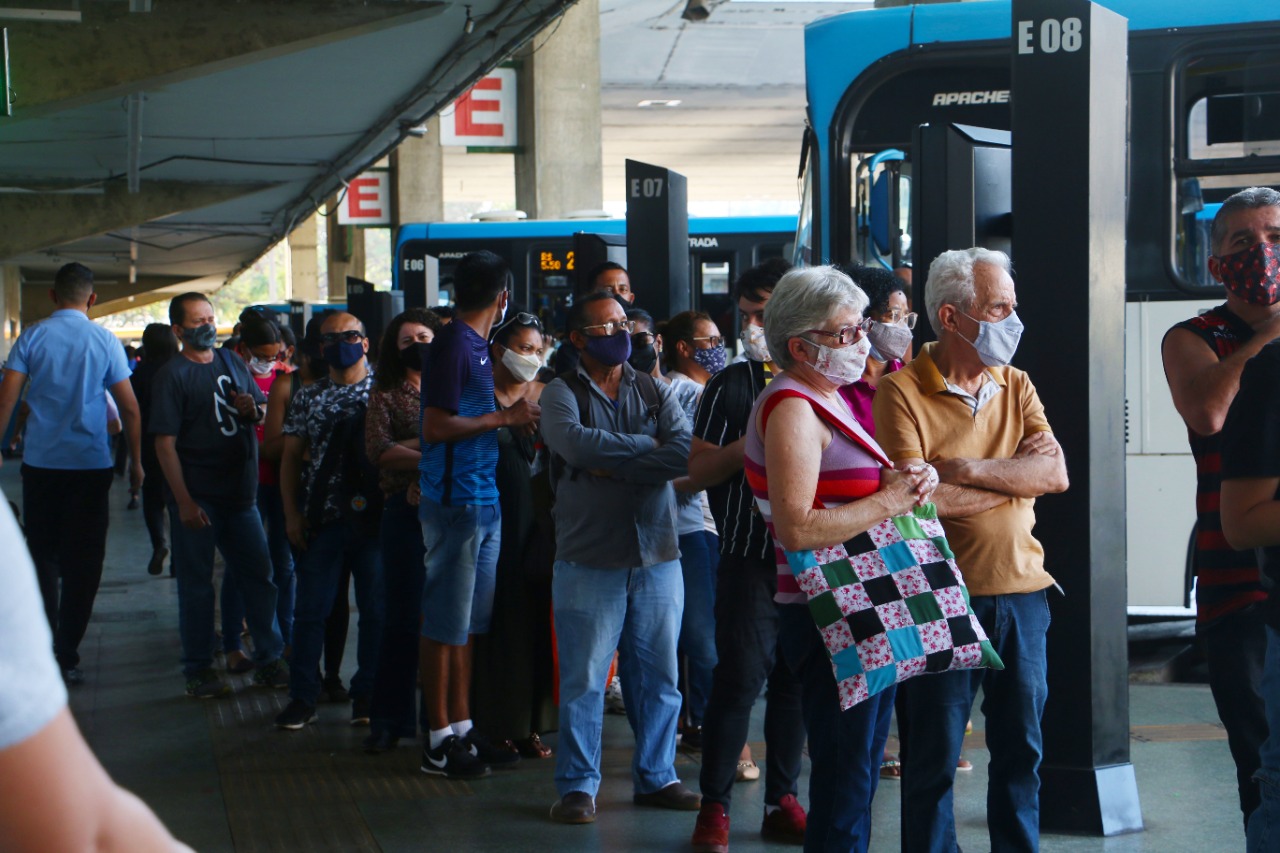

{"left": 872, "top": 248, "right": 1069, "bottom": 853}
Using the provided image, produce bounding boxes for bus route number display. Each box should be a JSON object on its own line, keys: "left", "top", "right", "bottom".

{"left": 538, "top": 249, "right": 574, "bottom": 274}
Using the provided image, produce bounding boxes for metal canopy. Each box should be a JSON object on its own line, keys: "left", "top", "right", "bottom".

{"left": 0, "top": 0, "right": 571, "bottom": 309}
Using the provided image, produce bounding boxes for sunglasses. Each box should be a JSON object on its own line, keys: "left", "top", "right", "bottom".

{"left": 320, "top": 330, "right": 366, "bottom": 345}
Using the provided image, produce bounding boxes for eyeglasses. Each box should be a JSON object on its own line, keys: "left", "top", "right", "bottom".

{"left": 581, "top": 319, "right": 636, "bottom": 336}
{"left": 882, "top": 310, "right": 918, "bottom": 330}
{"left": 692, "top": 335, "right": 725, "bottom": 349}
{"left": 320, "top": 330, "right": 365, "bottom": 345}
{"left": 632, "top": 331, "right": 656, "bottom": 345}
{"left": 803, "top": 318, "right": 872, "bottom": 346}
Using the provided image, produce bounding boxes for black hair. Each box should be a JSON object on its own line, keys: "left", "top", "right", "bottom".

{"left": 733, "top": 257, "right": 792, "bottom": 304}
{"left": 169, "top": 292, "right": 212, "bottom": 325}
{"left": 844, "top": 264, "right": 905, "bottom": 316}
{"left": 491, "top": 310, "right": 542, "bottom": 348}
{"left": 53, "top": 262, "right": 94, "bottom": 304}
{"left": 278, "top": 324, "right": 297, "bottom": 349}
{"left": 626, "top": 307, "right": 654, "bottom": 331}
{"left": 662, "top": 310, "right": 712, "bottom": 372}
{"left": 374, "top": 307, "right": 443, "bottom": 393}
{"left": 566, "top": 290, "right": 623, "bottom": 333}
{"left": 239, "top": 316, "right": 281, "bottom": 349}
{"left": 586, "top": 261, "right": 627, "bottom": 288}
{"left": 432, "top": 305, "right": 455, "bottom": 322}
{"left": 452, "top": 251, "right": 510, "bottom": 312}
{"left": 140, "top": 323, "right": 178, "bottom": 365}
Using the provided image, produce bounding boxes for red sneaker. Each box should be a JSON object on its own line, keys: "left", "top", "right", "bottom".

{"left": 691, "top": 801, "right": 730, "bottom": 853}
{"left": 760, "top": 793, "right": 806, "bottom": 844}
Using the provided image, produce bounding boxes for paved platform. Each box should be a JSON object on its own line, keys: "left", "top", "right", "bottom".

{"left": 1, "top": 462, "right": 1245, "bottom": 852}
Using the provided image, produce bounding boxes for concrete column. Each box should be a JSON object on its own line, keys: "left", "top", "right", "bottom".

{"left": 0, "top": 265, "right": 21, "bottom": 360}
{"left": 326, "top": 197, "right": 366, "bottom": 302}
{"left": 392, "top": 115, "right": 445, "bottom": 225}
{"left": 513, "top": 0, "right": 603, "bottom": 219}
{"left": 289, "top": 213, "right": 321, "bottom": 303}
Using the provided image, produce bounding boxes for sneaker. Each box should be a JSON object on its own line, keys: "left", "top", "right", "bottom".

{"left": 421, "top": 734, "right": 491, "bottom": 779}
{"left": 275, "top": 698, "right": 317, "bottom": 730}
{"left": 604, "top": 675, "right": 626, "bottom": 715}
{"left": 147, "top": 547, "right": 168, "bottom": 576}
{"left": 351, "top": 697, "right": 371, "bottom": 726}
{"left": 692, "top": 802, "right": 730, "bottom": 853}
{"left": 320, "top": 674, "right": 350, "bottom": 703}
{"left": 760, "top": 793, "right": 806, "bottom": 844}
{"left": 252, "top": 659, "right": 289, "bottom": 689}
{"left": 462, "top": 729, "right": 521, "bottom": 769}
{"left": 185, "top": 668, "right": 231, "bottom": 699}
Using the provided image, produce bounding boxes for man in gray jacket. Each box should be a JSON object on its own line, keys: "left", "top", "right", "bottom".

{"left": 540, "top": 292, "right": 696, "bottom": 825}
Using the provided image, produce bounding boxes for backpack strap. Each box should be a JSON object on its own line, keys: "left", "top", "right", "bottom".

{"left": 633, "top": 371, "right": 662, "bottom": 423}
{"left": 550, "top": 372, "right": 593, "bottom": 484}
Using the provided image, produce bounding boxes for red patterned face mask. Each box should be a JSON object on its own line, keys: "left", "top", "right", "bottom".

{"left": 1216, "top": 241, "right": 1280, "bottom": 306}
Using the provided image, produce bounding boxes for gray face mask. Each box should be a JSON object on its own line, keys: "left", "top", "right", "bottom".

{"left": 959, "top": 310, "right": 1024, "bottom": 367}
{"left": 866, "top": 321, "right": 913, "bottom": 363}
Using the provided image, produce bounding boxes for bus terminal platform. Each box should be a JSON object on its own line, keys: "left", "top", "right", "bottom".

{"left": 8, "top": 463, "right": 1243, "bottom": 853}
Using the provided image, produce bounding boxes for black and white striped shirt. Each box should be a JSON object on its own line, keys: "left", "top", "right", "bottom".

{"left": 691, "top": 359, "right": 772, "bottom": 560}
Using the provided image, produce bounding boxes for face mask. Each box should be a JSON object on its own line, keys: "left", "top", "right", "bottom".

{"left": 866, "top": 321, "right": 913, "bottom": 363}
{"left": 629, "top": 340, "right": 658, "bottom": 374}
{"left": 1216, "top": 241, "right": 1280, "bottom": 306}
{"left": 959, "top": 309, "right": 1024, "bottom": 367}
{"left": 806, "top": 336, "right": 870, "bottom": 386}
{"left": 323, "top": 340, "right": 365, "bottom": 370}
{"left": 692, "top": 344, "right": 727, "bottom": 376}
{"left": 401, "top": 342, "right": 430, "bottom": 373}
{"left": 183, "top": 323, "right": 217, "bottom": 351}
{"left": 581, "top": 331, "right": 631, "bottom": 367}
{"left": 740, "top": 324, "right": 770, "bottom": 363}
{"left": 247, "top": 356, "right": 276, "bottom": 377}
{"left": 501, "top": 347, "right": 542, "bottom": 383}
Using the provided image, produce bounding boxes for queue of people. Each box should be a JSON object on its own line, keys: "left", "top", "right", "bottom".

{"left": 9, "top": 188, "right": 1280, "bottom": 853}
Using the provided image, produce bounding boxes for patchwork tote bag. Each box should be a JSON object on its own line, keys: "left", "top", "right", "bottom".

{"left": 768, "top": 388, "right": 1004, "bottom": 710}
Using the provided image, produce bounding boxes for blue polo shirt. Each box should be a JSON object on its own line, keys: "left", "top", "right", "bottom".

{"left": 5, "top": 309, "right": 131, "bottom": 470}
{"left": 419, "top": 320, "right": 499, "bottom": 507}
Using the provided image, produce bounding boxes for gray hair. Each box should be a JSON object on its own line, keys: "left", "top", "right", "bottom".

{"left": 764, "top": 265, "right": 869, "bottom": 370}
{"left": 924, "top": 248, "right": 1012, "bottom": 334}
{"left": 1211, "top": 186, "right": 1280, "bottom": 255}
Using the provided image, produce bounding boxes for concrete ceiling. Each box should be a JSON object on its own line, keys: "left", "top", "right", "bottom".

{"left": 0, "top": 0, "right": 573, "bottom": 315}
{"left": 443, "top": 0, "right": 872, "bottom": 215}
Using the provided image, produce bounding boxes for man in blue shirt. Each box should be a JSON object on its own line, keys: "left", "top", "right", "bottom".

{"left": 0, "top": 263, "right": 142, "bottom": 686}
{"left": 418, "top": 251, "right": 538, "bottom": 779}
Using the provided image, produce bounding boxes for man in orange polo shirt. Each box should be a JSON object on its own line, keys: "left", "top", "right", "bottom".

{"left": 873, "top": 247, "right": 1069, "bottom": 853}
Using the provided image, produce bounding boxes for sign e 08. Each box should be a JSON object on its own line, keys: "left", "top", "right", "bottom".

{"left": 1017, "top": 17, "right": 1084, "bottom": 54}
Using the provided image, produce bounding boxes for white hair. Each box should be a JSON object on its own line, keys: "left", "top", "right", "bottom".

{"left": 924, "top": 248, "right": 1012, "bottom": 334}
{"left": 764, "top": 265, "right": 869, "bottom": 370}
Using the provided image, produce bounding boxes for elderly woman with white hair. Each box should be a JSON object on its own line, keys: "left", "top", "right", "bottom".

{"left": 739, "top": 265, "right": 936, "bottom": 852}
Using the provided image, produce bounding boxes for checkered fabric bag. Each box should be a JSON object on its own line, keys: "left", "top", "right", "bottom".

{"left": 785, "top": 503, "right": 1003, "bottom": 710}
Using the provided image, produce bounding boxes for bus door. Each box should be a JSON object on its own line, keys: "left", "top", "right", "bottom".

{"left": 858, "top": 149, "right": 910, "bottom": 271}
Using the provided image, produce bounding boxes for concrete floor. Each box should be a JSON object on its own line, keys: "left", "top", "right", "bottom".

{"left": 2, "top": 463, "right": 1246, "bottom": 852}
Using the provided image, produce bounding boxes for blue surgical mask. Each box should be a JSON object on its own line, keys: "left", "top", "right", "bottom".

{"left": 959, "top": 310, "right": 1024, "bottom": 367}
{"left": 182, "top": 323, "right": 217, "bottom": 351}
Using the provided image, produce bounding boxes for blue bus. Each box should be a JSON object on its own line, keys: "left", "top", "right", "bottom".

{"left": 799, "top": 0, "right": 1280, "bottom": 610}
{"left": 393, "top": 215, "right": 796, "bottom": 335}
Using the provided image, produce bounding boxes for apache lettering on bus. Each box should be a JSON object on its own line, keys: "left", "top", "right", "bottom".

{"left": 931, "top": 90, "right": 1011, "bottom": 106}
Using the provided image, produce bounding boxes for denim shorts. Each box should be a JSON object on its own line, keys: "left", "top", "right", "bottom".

{"left": 419, "top": 498, "right": 501, "bottom": 646}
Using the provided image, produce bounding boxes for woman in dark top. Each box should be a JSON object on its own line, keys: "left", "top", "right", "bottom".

{"left": 362, "top": 308, "right": 440, "bottom": 752}
{"left": 471, "top": 311, "right": 558, "bottom": 759}
{"left": 130, "top": 323, "right": 179, "bottom": 576}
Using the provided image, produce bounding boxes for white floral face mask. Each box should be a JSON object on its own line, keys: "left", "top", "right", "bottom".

{"left": 806, "top": 335, "right": 870, "bottom": 386}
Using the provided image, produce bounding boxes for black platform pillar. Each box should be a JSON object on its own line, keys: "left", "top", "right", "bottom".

{"left": 625, "top": 159, "right": 689, "bottom": 321}
{"left": 1010, "top": 0, "right": 1142, "bottom": 836}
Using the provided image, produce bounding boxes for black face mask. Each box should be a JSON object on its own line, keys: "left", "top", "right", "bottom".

{"left": 628, "top": 340, "right": 658, "bottom": 374}
{"left": 401, "top": 341, "right": 432, "bottom": 373}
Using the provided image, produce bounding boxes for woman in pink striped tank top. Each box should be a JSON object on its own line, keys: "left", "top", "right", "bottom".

{"left": 740, "top": 266, "right": 936, "bottom": 853}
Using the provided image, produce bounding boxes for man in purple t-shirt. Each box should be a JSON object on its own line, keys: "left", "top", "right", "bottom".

{"left": 417, "top": 251, "right": 539, "bottom": 780}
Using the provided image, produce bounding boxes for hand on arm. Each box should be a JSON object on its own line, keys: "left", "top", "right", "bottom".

{"left": 1221, "top": 476, "right": 1280, "bottom": 550}
{"left": 421, "top": 401, "right": 535, "bottom": 445}
{"left": 1162, "top": 320, "right": 1280, "bottom": 436}
{"left": 154, "top": 435, "right": 208, "bottom": 530}
{"left": 930, "top": 430, "right": 1068, "bottom": 498}
{"left": 686, "top": 435, "right": 747, "bottom": 489}
{"left": 615, "top": 389, "right": 692, "bottom": 484}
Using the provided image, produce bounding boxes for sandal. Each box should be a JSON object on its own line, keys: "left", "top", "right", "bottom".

{"left": 879, "top": 759, "right": 903, "bottom": 780}
{"left": 956, "top": 757, "right": 973, "bottom": 771}
{"left": 225, "top": 650, "right": 254, "bottom": 674}
{"left": 735, "top": 759, "right": 760, "bottom": 782}
{"left": 516, "top": 732, "right": 553, "bottom": 759}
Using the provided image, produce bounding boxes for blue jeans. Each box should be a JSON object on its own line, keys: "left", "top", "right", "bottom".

{"left": 779, "top": 604, "right": 894, "bottom": 853}
{"left": 289, "top": 520, "right": 384, "bottom": 705}
{"left": 901, "top": 590, "right": 1051, "bottom": 853}
{"left": 221, "top": 482, "right": 296, "bottom": 652}
{"left": 1247, "top": 626, "right": 1280, "bottom": 852}
{"left": 169, "top": 499, "right": 284, "bottom": 679}
{"left": 678, "top": 530, "right": 719, "bottom": 729}
{"left": 553, "top": 559, "right": 683, "bottom": 799}
{"left": 370, "top": 493, "right": 427, "bottom": 739}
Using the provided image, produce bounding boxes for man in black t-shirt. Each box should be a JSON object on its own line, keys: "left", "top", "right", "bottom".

{"left": 152, "top": 293, "right": 285, "bottom": 700}
{"left": 685, "top": 259, "right": 807, "bottom": 848}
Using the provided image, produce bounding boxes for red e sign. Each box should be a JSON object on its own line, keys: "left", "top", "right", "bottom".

{"left": 441, "top": 68, "right": 518, "bottom": 148}
{"left": 337, "top": 173, "right": 389, "bottom": 226}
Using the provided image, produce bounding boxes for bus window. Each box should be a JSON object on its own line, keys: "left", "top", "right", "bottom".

{"left": 700, "top": 261, "right": 731, "bottom": 295}
{"left": 796, "top": 142, "right": 815, "bottom": 267}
